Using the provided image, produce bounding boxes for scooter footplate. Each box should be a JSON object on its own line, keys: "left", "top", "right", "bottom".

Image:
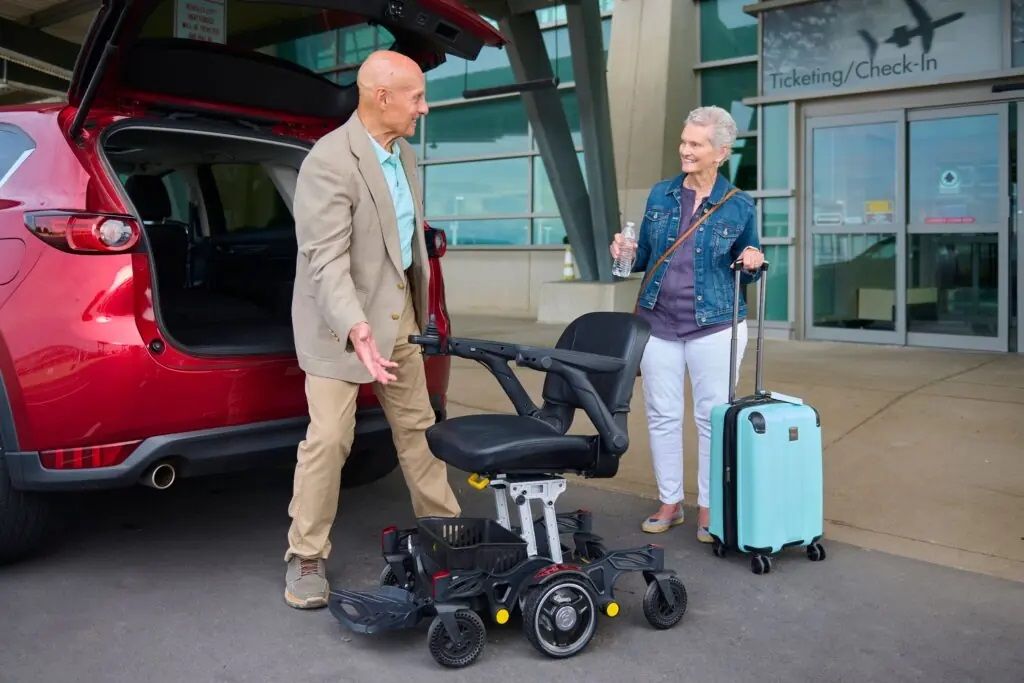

{"left": 328, "top": 586, "right": 424, "bottom": 635}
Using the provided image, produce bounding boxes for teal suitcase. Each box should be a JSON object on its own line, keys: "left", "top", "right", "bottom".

{"left": 708, "top": 263, "right": 826, "bottom": 574}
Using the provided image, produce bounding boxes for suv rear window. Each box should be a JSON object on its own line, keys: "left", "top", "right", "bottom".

{"left": 0, "top": 124, "right": 35, "bottom": 188}
{"left": 209, "top": 163, "right": 292, "bottom": 234}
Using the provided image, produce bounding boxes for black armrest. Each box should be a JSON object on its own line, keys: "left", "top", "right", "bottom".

{"left": 446, "top": 338, "right": 538, "bottom": 416}
{"left": 514, "top": 346, "right": 625, "bottom": 374}
{"left": 537, "top": 359, "right": 629, "bottom": 455}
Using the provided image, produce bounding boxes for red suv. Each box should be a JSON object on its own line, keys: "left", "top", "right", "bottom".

{"left": 0, "top": 0, "right": 503, "bottom": 563}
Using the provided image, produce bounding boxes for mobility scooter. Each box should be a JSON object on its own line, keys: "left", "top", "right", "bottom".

{"left": 328, "top": 313, "right": 689, "bottom": 668}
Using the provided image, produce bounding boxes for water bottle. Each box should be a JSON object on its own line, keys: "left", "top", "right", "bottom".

{"left": 612, "top": 221, "right": 637, "bottom": 278}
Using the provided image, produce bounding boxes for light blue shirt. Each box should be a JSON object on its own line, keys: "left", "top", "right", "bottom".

{"left": 368, "top": 134, "right": 414, "bottom": 270}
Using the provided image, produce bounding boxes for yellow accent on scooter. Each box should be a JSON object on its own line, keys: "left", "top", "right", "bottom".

{"left": 495, "top": 608, "right": 510, "bottom": 625}
{"left": 467, "top": 473, "right": 490, "bottom": 490}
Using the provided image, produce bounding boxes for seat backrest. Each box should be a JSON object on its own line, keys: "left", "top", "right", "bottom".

{"left": 125, "top": 175, "right": 173, "bottom": 222}
{"left": 540, "top": 312, "right": 651, "bottom": 418}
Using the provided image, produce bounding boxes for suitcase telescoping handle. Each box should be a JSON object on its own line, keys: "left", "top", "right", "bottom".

{"left": 729, "top": 259, "right": 770, "bottom": 404}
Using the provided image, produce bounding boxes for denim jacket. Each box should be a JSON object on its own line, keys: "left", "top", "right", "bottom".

{"left": 633, "top": 172, "right": 762, "bottom": 327}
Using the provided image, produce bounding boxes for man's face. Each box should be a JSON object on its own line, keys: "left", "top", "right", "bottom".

{"left": 381, "top": 71, "right": 429, "bottom": 139}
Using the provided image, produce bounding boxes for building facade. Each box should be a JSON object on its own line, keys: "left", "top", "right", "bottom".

{"left": 276, "top": 0, "right": 1022, "bottom": 353}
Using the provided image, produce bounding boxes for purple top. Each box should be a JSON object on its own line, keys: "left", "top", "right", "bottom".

{"left": 638, "top": 185, "right": 731, "bottom": 342}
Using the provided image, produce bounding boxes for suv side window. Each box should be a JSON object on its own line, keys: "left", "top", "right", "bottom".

{"left": 161, "top": 170, "right": 192, "bottom": 223}
{"left": 208, "top": 163, "right": 292, "bottom": 234}
{"left": 0, "top": 124, "right": 35, "bottom": 189}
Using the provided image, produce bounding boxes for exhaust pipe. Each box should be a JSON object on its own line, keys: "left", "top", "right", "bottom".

{"left": 141, "top": 462, "right": 176, "bottom": 490}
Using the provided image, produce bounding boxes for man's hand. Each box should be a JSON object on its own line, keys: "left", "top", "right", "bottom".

{"left": 349, "top": 322, "right": 398, "bottom": 384}
{"left": 738, "top": 246, "right": 765, "bottom": 272}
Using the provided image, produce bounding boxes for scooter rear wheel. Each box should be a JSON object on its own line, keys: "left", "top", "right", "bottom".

{"left": 522, "top": 576, "right": 598, "bottom": 659}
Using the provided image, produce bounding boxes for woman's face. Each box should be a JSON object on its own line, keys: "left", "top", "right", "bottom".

{"left": 679, "top": 123, "right": 728, "bottom": 175}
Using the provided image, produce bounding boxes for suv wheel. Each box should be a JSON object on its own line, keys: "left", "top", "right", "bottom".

{"left": 0, "top": 450, "right": 53, "bottom": 564}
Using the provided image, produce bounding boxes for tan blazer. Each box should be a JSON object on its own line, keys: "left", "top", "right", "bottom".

{"left": 291, "top": 115, "right": 430, "bottom": 384}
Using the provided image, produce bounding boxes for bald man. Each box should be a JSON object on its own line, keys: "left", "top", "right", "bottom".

{"left": 284, "top": 50, "right": 460, "bottom": 609}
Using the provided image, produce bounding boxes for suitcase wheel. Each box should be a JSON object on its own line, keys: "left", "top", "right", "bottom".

{"left": 750, "top": 554, "right": 772, "bottom": 575}
{"left": 806, "top": 543, "right": 826, "bottom": 562}
{"left": 712, "top": 540, "right": 727, "bottom": 559}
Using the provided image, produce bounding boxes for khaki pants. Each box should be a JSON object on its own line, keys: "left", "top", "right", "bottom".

{"left": 285, "top": 292, "right": 461, "bottom": 561}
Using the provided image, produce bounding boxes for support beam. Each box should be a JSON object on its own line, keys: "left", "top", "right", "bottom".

{"left": 566, "top": 0, "right": 618, "bottom": 282}
{"left": 26, "top": 0, "right": 100, "bottom": 28}
{"left": 0, "top": 17, "right": 79, "bottom": 80}
{"left": 1, "top": 60, "right": 69, "bottom": 97}
{"left": 499, "top": 10, "right": 598, "bottom": 281}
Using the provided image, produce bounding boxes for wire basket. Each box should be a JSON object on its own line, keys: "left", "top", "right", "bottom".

{"left": 417, "top": 517, "right": 528, "bottom": 573}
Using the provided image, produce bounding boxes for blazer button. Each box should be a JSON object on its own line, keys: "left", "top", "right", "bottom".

{"left": 392, "top": 313, "right": 400, "bottom": 320}
{"left": 397, "top": 283, "right": 405, "bottom": 290}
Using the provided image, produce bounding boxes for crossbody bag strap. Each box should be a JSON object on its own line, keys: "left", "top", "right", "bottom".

{"left": 634, "top": 187, "right": 739, "bottom": 311}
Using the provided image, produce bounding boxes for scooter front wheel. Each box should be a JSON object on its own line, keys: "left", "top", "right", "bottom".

{"left": 427, "top": 610, "right": 486, "bottom": 668}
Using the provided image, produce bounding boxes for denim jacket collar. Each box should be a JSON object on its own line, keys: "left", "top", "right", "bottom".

{"left": 663, "top": 172, "right": 733, "bottom": 205}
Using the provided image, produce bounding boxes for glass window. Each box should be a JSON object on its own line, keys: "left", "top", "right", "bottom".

{"left": 0, "top": 125, "right": 34, "bottom": 186}
{"left": 161, "top": 171, "right": 192, "bottom": 223}
{"left": 425, "top": 99, "right": 530, "bottom": 159}
{"left": 544, "top": 26, "right": 574, "bottom": 82}
{"left": 429, "top": 219, "right": 531, "bottom": 246}
{"left": 209, "top": 164, "right": 292, "bottom": 233}
{"left": 812, "top": 123, "right": 898, "bottom": 227}
{"left": 425, "top": 159, "right": 530, "bottom": 216}
{"left": 761, "top": 197, "right": 788, "bottom": 238}
{"left": 534, "top": 218, "right": 568, "bottom": 246}
{"left": 812, "top": 233, "right": 896, "bottom": 330}
{"left": 762, "top": 104, "right": 789, "bottom": 190}
{"left": 534, "top": 153, "right": 585, "bottom": 214}
{"left": 725, "top": 137, "right": 757, "bottom": 190}
{"left": 909, "top": 114, "right": 1000, "bottom": 226}
{"left": 763, "top": 244, "right": 789, "bottom": 321}
{"left": 339, "top": 24, "right": 393, "bottom": 65}
{"left": 426, "top": 53, "right": 470, "bottom": 101}
{"left": 908, "top": 233, "right": 999, "bottom": 337}
{"left": 700, "top": 0, "right": 758, "bottom": 62}
{"left": 701, "top": 63, "right": 757, "bottom": 132}
{"left": 274, "top": 30, "right": 336, "bottom": 71}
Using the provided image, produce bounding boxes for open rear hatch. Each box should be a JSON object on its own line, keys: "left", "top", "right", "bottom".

{"left": 70, "top": 1, "right": 502, "bottom": 357}
{"left": 68, "top": 0, "right": 504, "bottom": 132}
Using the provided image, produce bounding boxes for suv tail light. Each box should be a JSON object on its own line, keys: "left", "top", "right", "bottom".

{"left": 25, "top": 211, "right": 141, "bottom": 253}
{"left": 40, "top": 440, "right": 141, "bottom": 470}
{"left": 425, "top": 224, "right": 447, "bottom": 258}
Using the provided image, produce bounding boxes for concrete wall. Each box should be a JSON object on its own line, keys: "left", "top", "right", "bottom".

{"left": 442, "top": 249, "right": 565, "bottom": 318}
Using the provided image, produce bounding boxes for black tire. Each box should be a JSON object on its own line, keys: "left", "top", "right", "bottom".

{"left": 0, "top": 453, "right": 52, "bottom": 565}
{"left": 379, "top": 564, "right": 400, "bottom": 587}
{"left": 642, "top": 576, "right": 688, "bottom": 630}
{"left": 427, "top": 610, "right": 486, "bottom": 669}
{"left": 751, "top": 555, "right": 767, "bottom": 575}
{"left": 341, "top": 440, "right": 398, "bottom": 489}
{"left": 712, "top": 541, "right": 727, "bottom": 558}
{"left": 807, "top": 543, "right": 826, "bottom": 562}
{"left": 522, "top": 576, "right": 598, "bottom": 659}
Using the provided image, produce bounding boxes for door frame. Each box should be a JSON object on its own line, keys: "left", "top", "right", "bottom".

{"left": 803, "top": 110, "right": 906, "bottom": 345}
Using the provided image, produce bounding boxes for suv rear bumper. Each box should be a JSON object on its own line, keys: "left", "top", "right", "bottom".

{"left": 5, "top": 400, "right": 445, "bottom": 492}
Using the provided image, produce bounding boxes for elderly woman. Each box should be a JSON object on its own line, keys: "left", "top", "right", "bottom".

{"left": 610, "top": 106, "right": 764, "bottom": 542}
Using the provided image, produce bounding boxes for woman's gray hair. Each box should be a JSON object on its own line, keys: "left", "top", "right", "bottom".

{"left": 685, "top": 106, "right": 738, "bottom": 150}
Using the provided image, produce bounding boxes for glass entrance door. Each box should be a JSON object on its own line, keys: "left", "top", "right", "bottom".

{"left": 805, "top": 112, "right": 905, "bottom": 345}
{"left": 905, "top": 105, "right": 1009, "bottom": 351}
{"left": 805, "top": 105, "right": 1011, "bottom": 351}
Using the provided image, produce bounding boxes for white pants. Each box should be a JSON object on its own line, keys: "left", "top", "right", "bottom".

{"left": 640, "top": 323, "right": 748, "bottom": 508}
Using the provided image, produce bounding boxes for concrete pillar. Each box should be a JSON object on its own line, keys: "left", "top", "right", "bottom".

{"left": 606, "top": 0, "right": 698, "bottom": 225}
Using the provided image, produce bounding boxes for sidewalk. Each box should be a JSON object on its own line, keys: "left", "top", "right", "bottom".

{"left": 446, "top": 314, "right": 1024, "bottom": 583}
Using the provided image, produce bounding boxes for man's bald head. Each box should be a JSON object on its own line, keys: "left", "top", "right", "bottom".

{"left": 356, "top": 51, "right": 428, "bottom": 148}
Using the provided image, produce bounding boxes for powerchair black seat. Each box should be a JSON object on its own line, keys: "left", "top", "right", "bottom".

{"left": 416, "top": 312, "right": 651, "bottom": 479}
